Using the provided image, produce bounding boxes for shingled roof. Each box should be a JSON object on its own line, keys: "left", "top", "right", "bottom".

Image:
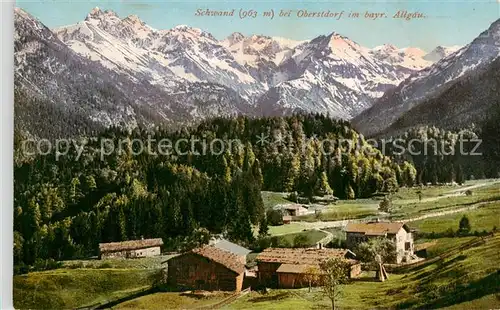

{"left": 256, "top": 248, "right": 357, "bottom": 265}
{"left": 99, "top": 238, "right": 163, "bottom": 253}
{"left": 191, "top": 246, "right": 245, "bottom": 274}
{"left": 345, "top": 222, "right": 409, "bottom": 235}
{"left": 276, "top": 263, "right": 320, "bottom": 274}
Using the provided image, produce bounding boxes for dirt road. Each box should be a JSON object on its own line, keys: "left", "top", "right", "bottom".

{"left": 291, "top": 180, "right": 499, "bottom": 230}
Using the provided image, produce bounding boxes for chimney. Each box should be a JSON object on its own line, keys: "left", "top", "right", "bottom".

{"left": 317, "top": 243, "right": 323, "bottom": 249}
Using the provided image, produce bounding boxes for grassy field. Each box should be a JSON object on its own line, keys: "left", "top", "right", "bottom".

{"left": 113, "top": 291, "right": 232, "bottom": 309}
{"left": 410, "top": 201, "right": 500, "bottom": 234}
{"left": 269, "top": 179, "right": 500, "bottom": 225}
{"left": 274, "top": 230, "right": 327, "bottom": 247}
{"left": 62, "top": 255, "right": 172, "bottom": 269}
{"left": 225, "top": 234, "right": 500, "bottom": 309}
{"left": 15, "top": 181, "right": 499, "bottom": 309}
{"left": 415, "top": 237, "right": 476, "bottom": 259}
{"left": 13, "top": 268, "right": 158, "bottom": 309}
{"left": 296, "top": 202, "right": 379, "bottom": 222}
{"left": 261, "top": 191, "right": 291, "bottom": 209}
{"left": 391, "top": 181, "right": 500, "bottom": 219}
{"left": 268, "top": 222, "right": 307, "bottom": 236}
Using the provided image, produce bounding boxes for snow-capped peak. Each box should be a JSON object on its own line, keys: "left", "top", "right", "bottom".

{"left": 225, "top": 32, "right": 245, "bottom": 45}
{"left": 89, "top": 7, "right": 101, "bottom": 16}
{"left": 369, "top": 44, "right": 432, "bottom": 70}
{"left": 123, "top": 14, "right": 143, "bottom": 25}
{"left": 165, "top": 24, "right": 217, "bottom": 41}
{"left": 423, "top": 45, "right": 462, "bottom": 62}
{"left": 372, "top": 44, "right": 398, "bottom": 52}
{"left": 400, "top": 47, "right": 427, "bottom": 58}
{"left": 85, "top": 7, "right": 118, "bottom": 21}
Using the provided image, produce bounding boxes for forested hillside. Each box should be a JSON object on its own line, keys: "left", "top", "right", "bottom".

{"left": 383, "top": 104, "right": 500, "bottom": 184}
{"left": 13, "top": 114, "right": 414, "bottom": 268}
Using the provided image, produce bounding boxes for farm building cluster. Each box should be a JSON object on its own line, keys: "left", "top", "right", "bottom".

{"left": 98, "top": 220, "right": 416, "bottom": 293}
{"left": 255, "top": 247, "right": 361, "bottom": 288}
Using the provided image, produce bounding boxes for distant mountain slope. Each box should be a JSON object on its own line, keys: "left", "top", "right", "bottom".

{"left": 352, "top": 19, "right": 500, "bottom": 136}
{"left": 14, "top": 8, "right": 259, "bottom": 138}
{"left": 381, "top": 57, "right": 500, "bottom": 136}
{"left": 423, "top": 45, "right": 462, "bottom": 62}
{"left": 257, "top": 33, "right": 412, "bottom": 119}
{"left": 14, "top": 7, "right": 170, "bottom": 137}
{"left": 51, "top": 7, "right": 432, "bottom": 121}
{"left": 370, "top": 44, "right": 432, "bottom": 71}
{"left": 15, "top": 6, "right": 452, "bottom": 138}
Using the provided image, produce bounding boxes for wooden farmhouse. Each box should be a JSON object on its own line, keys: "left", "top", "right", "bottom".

{"left": 345, "top": 221, "right": 414, "bottom": 264}
{"left": 98, "top": 238, "right": 163, "bottom": 259}
{"left": 255, "top": 248, "right": 361, "bottom": 288}
{"left": 167, "top": 246, "right": 246, "bottom": 292}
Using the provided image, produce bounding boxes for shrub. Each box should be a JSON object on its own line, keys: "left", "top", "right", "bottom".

{"left": 287, "top": 191, "right": 298, "bottom": 203}
{"left": 33, "top": 258, "right": 63, "bottom": 272}
{"left": 355, "top": 238, "right": 397, "bottom": 265}
{"left": 14, "top": 263, "right": 29, "bottom": 275}
{"left": 267, "top": 209, "right": 284, "bottom": 226}
{"left": 378, "top": 196, "right": 392, "bottom": 212}
{"left": 458, "top": 215, "right": 471, "bottom": 235}
{"left": 98, "top": 262, "right": 113, "bottom": 269}
{"left": 67, "top": 262, "right": 85, "bottom": 269}
{"left": 252, "top": 236, "right": 272, "bottom": 252}
{"left": 277, "top": 238, "right": 292, "bottom": 248}
{"left": 292, "top": 234, "right": 310, "bottom": 248}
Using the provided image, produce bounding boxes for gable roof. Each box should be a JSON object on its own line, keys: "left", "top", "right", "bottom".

{"left": 190, "top": 246, "right": 245, "bottom": 274}
{"left": 276, "top": 263, "right": 320, "bottom": 274}
{"left": 211, "top": 239, "right": 251, "bottom": 257}
{"left": 345, "top": 222, "right": 409, "bottom": 235}
{"left": 99, "top": 238, "right": 163, "bottom": 253}
{"left": 256, "top": 248, "right": 357, "bottom": 265}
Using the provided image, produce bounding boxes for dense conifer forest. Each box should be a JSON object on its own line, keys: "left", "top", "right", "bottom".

{"left": 13, "top": 105, "right": 500, "bottom": 269}
{"left": 14, "top": 115, "right": 414, "bottom": 268}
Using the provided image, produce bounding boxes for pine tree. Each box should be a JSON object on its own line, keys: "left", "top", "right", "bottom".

{"left": 458, "top": 215, "right": 471, "bottom": 235}
{"left": 455, "top": 164, "right": 464, "bottom": 185}
{"left": 315, "top": 171, "right": 334, "bottom": 196}
{"left": 258, "top": 216, "right": 269, "bottom": 237}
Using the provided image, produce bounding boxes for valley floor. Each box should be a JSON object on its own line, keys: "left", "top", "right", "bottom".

{"left": 13, "top": 180, "right": 500, "bottom": 309}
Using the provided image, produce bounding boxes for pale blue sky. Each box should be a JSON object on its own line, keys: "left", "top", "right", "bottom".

{"left": 17, "top": 0, "right": 500, "bottom": 51}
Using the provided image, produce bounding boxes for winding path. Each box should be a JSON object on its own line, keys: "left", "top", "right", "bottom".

{"left": 291, "top": 181, "right": 500, "bottom": 231}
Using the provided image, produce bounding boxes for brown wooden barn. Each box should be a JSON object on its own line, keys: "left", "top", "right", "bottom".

{"left": 167, "top": 246, "right": 245, "bottom": 292}
{"left": 255, "top": 248, "right": 361, "bottom": 288}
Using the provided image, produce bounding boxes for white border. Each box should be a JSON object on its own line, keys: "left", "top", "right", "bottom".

{"left": 1, "top": 1, "right": 14, "bottom": 309}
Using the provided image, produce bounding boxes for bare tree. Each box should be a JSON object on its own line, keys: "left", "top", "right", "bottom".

{"left": 319, "top": 257, "right": 351, "bottom": 310}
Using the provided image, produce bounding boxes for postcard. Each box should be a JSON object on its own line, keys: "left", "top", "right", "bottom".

{"left": 10, "top": 0, "right": 500, "bottom": 309}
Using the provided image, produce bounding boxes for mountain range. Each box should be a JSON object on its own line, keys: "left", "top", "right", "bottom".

{"left": 14, "top": 7, "right": 500, "bottom": 138}
{"left": 353, "top": 19, "right": 500, "bottom": 136}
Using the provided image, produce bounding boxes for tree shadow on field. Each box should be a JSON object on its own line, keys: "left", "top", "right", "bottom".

{"left": 399, "top": 271, "right": 500, "bottom": 309}
{"left": 248, "top": 292, "right": 290, "bottom": 303}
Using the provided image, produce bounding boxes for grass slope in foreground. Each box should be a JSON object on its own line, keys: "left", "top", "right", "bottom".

{"left": 13, "top": 266, "right": 158, "bottom": 309}
{"left": 113, "top": 291, "right": 232, "bottom": 309}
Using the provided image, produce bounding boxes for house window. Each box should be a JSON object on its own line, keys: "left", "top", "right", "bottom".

{"left": 405, "top": 242, "right": 411, "bottom": 251}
